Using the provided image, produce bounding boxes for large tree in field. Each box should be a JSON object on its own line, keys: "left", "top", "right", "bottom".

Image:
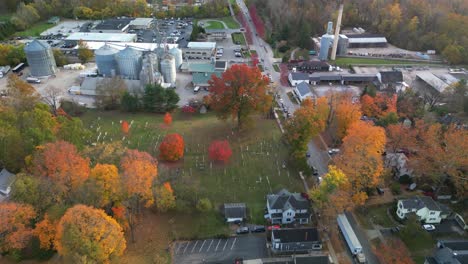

{"left": 284, "top": 97, "right": 329, "bottom": 158}
{"left": 159, "top": 133, "right": 185, "bottom": 161}
{"left": 0, "top": 202, "right": 36, "bottom": 251}
{"left": 208, "top": 64, "right": 272, "bottom": 129}
{"left": 55, "top": 205, "right": 126, "bottom": 263}
{"left": 335, "top": 121, "right": 386, "bottom": 204}
{"left": 120, "top": 149, "right": 158, "bottom": 207}
{"left": 32, "top": 140, "right": 90, "bottom": 199}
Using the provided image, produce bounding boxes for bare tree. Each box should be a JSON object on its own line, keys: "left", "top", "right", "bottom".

{"left": 95, "top": 77, "right": 127, "bottom": 110}
{"left": 42, "top": 85, "right": 63, "bottom": 115}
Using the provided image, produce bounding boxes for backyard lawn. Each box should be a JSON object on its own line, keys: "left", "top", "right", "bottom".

{"left": 220, "top": 16, "right": 240, "bottom": 29}
{"left": 203, "top": 20, "right": 225, "bottom": 30}
{"left": 231, "top": 32, "right": 246, "bottom": 45}
{"left": 355, "top": 204, "right": 396, "bottom": 229}
{"left": 14, "top": 21, "right": 54, "bottom": 37}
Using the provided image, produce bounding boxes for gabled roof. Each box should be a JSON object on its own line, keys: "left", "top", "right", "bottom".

{"left": 438, "top": 240, "right": 468, "bottom": 251}
{"left": 0, "top": 168, "right": 15, "bottom": 195}
{"left": 379, "top": 71, "right": 403, "bottom": 83}
{"left": 272, "top": 228, "right": 319, "bottom": 243}
{"left": 400, "top": 196, "right": 446, "bottom": 212}
{"left": 290, "top": 72, "right": 309, "bottom": 81}
{"left": 223, "top": 203, "right": 246, "bottom": 219}
{"left": 267, "top": 189, "right": 309, "bottom": 211}
{"left": 296, "top": 82, "right": 312, "bottom": 97}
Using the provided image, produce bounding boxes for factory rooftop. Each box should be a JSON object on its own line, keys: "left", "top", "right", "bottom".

{"left": 66, "top": 32, "right": 137, "bottom": 42}
{"left": 129, "top": 18, "right": 154, "bottom": 27}
{"left": 187, "top": 42, "right": 217, "bottom": 49}
{"left": 82, "top": 42, "right": 178, "bottom": 51}
{"left": 92, "top": 18, "right": 133, "bottom": 32}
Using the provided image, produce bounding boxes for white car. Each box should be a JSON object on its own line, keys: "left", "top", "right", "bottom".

{"left": 328, "top": 148, "right": 340, "bottom": 155}
{"left": 422, "top": 224, "right": 435, "bottom": 231}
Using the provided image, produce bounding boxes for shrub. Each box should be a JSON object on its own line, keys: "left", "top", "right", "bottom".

{"left": 208, "top": 140, "right": 233, "bottom": 163}
{"left": 196, "top": 198, "right": 212, "bottom": 212}
{"left": 391, "top": 182, "right": 401, "bottom": 195}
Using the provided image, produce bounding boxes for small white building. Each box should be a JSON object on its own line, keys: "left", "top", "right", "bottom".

{"left": 396, "top": 196, "right": 451, "bottom": 224}
{"left": 0, "top": 168, "right": 16, "bottom": 202}
{"left": 184, "top": 42, "right": 217, "bottom": 60}
{"left": 288, "top": 72, "right": 309, "bottom": 86}
{"left": 294, "top": 82, "right": 314, "bottom": 102}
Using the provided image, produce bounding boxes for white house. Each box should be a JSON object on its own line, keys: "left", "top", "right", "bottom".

{"left": 385, "top": 153, "right": 413, "bottom": 179}
{"left": 0, "top": 168, "right": 16, "bottom": 202}
{"left": 294, "top": 82, "right": 314, "bottom": 102}
{"left": 288, "top": 72, "right": 309, "bottom": 86}
{"left": 223, "top": 203, "right": 246, "bottom": 223}
{"left": 265, "top": 189, "right": 310, "bottom": 224}
{"left": 396, "top": 196, "right": 451, "bottom": 224}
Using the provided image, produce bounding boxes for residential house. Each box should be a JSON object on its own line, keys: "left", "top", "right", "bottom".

{"left": 288, "top": 72, "right": 310, "bottom": 86}
{"left": 424, "top": 240, "right": 468, "bottom": 264}
{"left": 265, "top": 189, "right": 310, "bottom": 224}
{"left": 385, "top": 153, "right": 413, "bottom": 179}
{"left": 0, "top": 168, "right": 16, "bottom": 202}
{"left": 396, "top": 196, "right": 452, "bottom": 224}
{"left": 271, "top": 228, "right": 322, "bottom": 254}
{"left": 294, "top": 82, "right": 314, "bottom": 102}
{"left": 223, "top": 203, "right": 246, "bottom": 223}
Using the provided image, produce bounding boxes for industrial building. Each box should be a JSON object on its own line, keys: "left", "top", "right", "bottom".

{"left": 129, "top": 18, "right": 154, "bottom": 30}
{"left": 66, "top": 32, "right": 137, "bottom": 43}
{"left": 90, "top": 18, "right": 133, "bottom": 33}
{"left": 317, "top": 22, "right": 349, "bottom": 61}
{"left": 309, "top": 72, "right": 377, "bottom": 85}
{"left": 345, "top": 34, "right": 388, "bottom": 48}
{"left": 416, "top": 72, "right": 455, "bottom": 94}
{"left": 24, "top": 40, "right": 57, "bottom": 77}
{"left": 184, "top": 42, "right": 216, "bottom": 59}
{"left": 293, "top": 61, "right": 331, "bottom": 72}
{"left": 189, "top": 60, "right": 227, "bottom": 87}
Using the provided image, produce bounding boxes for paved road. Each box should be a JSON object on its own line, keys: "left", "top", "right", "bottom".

{"left": 345, "top": 212, "right": 379, "bottom": 264}
{"left": 173, "top": 235, "right": 268, "bottom": 264}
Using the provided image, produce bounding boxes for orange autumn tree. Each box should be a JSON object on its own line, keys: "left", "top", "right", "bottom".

{"left": 284, "top": 97, "right": 329, "bottom": 158}
{"left": 333, "top": 98, "right": 362, "bottom": 141}
{"left": 88, "top": 163, "right": 121, "bottom": 207}
{"left": 34, "top": 213, "right": 58, "bottom": 250}
{"left": 163, "top": 112, "right": 172, "bottom": 126}
{"left": 32, "top": 140, "right": 90, "bottom": 199}
{"left": 0, "top": 202, "right": 36, "bottom": 251}
{"left": 335, "top": 121, "right": 386, "bottom": 205}
{"left": 208, "top": 64, "right": 272, "bottom": 129}
{"left": 121, "top": 120, "right": 129, "bottom": 134}
{"left": 55, "top": 205, "right": 126, "bottom": 263}
{"left": 159, "top": 133, "right": 185, "bottom": 161}
{"left": 120, "top": 149, "right": 158, "bottom": 206}
{"left": 361, "top": 93, "right": 397, "bottom": 118}
{"left": 373, "top": 239, "right": 414, "bottom": 264}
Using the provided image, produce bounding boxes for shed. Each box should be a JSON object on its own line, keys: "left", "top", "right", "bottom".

{"left": 223, "top": 203, "right": 246, "bottom": 223}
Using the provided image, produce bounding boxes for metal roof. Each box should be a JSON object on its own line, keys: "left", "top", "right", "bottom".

{"left": 129, "top": 18, "right": 154, "bottom": 27}
{"left": 272, "top": 228, "right": 319, "bottom": 243}
{"left": 223, "top": 203, "right": 247, "bottom": 219}
{"left": 417, "top": 72, "right": 450, "bottom": 93}
{"left": 347, "top": 37, "right": 388, "bottom": 44}
{"left": 296, "top": 82, "right": 312, "bottom": 97}
{"left": 94, "top": 44, "right": 119, "bottom": 56}
{"left": 187, "top": 42, "right": 216, "bottom": 49}
{"left": 116, "top": 46, "right": 141, "bottom": 58}
{"left": 0, "top": 168, "right": 15, "bottom": 194}
{"left": 66, "top": 32, "right": 137, "bottom": 42}
{"left": 290, "top": 72, "right": 309, "bottom": 80}
{"left": 192, "top": 72, "right": 221, "bottom": 86}
{"left": 24, "top": 39, "right": 51, "bottom": 52}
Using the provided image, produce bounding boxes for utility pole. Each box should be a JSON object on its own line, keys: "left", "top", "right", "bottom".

{"left": 330, "top": 3, "right": 344, "bottom": 61}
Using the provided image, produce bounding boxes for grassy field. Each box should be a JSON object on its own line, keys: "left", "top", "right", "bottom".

{"left": 15, "top": 22, "right": 54, "bottom": 37}
{"left": 231, "top": 32, "right": 246, "bottom": 45}
{"left": 81, "top": 110, "right": 303, "bottom": 224}
{"left": 219, "top": 16, "right": 240, "bottom": 29}
{"left": 334, "top": 57, "right": 440, "bottom": 66}
{"left": 355, "top": 204, "right": 395, "bottom": 229}
{"left": 204, "top": 20, "right": 225, "bottom": 30}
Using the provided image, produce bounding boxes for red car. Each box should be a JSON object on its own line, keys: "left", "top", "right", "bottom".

{"left": 267, "top": 225, "right": 280, "bottom": 231}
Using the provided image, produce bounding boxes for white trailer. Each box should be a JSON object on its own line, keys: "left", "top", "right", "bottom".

{"left": 337, "top": 214, "right": 366, "bottom": 263}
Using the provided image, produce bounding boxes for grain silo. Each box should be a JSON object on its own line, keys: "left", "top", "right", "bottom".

{"left": 139, "top": 53, "right": 160, "bottom": 86}
{"left": 319, "top": 34, "right": 333, "bottom": 61}
{"left": 160, "top": 54, "right": 176, "bottom": 85}
{"left": 169, "top": 47, "right": 183, "bottom": 70}
{"left": 115, "top": 47, "right": 142, "bottom": 80}
{"left": 24, "top": 40, "right": 57, "bottom": 77}
{"left": 95, "top": 44, "right": 119, "bottom": 77}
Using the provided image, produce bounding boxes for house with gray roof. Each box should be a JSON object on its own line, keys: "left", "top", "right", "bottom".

{"left": 396, "top": 196, "right": 451, "bottom": 224}
{"left": 288, "top": 72, "right": 310, "bottom": 86}
{"left": 271, "top": 228, "right": 322, "bottom": 253}
{"left": 425, "top": 240, "right": 468, "bottom": 264}
{"left": 265, "top": 189, "right": 310, "bottom": 224}
{"left": 294, "top": 82, "right": 314, "bottom": 102}
{"left": 0, "top": 168, "right": 15, "bottom": 202}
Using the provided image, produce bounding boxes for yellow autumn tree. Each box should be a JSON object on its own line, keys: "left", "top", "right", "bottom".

{"left": 88, "top": 163, "right": 121, "bottom": 207}
{"left": 55, "top": 205, "right": 126, "bottom": 263}
{"left": 335, "top": 121, "right": 386, "bottom": 204}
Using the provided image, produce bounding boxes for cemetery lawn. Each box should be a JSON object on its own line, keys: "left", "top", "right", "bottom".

{"left": 80, "top": 109, "right": 303, "bottom": 226}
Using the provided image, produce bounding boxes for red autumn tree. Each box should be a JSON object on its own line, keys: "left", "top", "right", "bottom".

{"left": 208, "top": 140, "right": 233, "bottom": 163}
{"left": 121, "top": 120, "right": 129, "bottom": 134}
{"left": 33, "top": 140, "right": 90, "bottom": 197}
{"left": 159, "top": 133, "right": 185, "bottom": 161}
{"left": 163, "top": 112, "right": 172, "bottom": 126}
{"left": 208, "top": 64, "right": 271, "bottom": 129}
{"left": 0, "top": 202, "right": 36, "bottom": 251}
{"left": 373, "top": 239, "right": 414, "bottom": 264}
{"left": 181, "top": 105, "right": 196, "bottom": 114}
{"left": 120, "top": 149, "right": 158, "bottom": 206}
{"left": 249, "top": 4, "right": 266, "bottom": 38}
{"left": 361, "top": 93, "right": 398, "bottom": 118}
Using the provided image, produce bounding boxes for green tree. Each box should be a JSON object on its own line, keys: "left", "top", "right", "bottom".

{"left": 77, "top": 40, "right": 93, "bottom": 63}
{"left": 56, "top": 116, "right": 91, "bottom": 149}
{"left": 10, "top": 173, "right": 54, "bottom": 213}
{"left": 154, "top": 184, "right": 176, "bottom": 212}
{"left": 53, "top": 49, "right": 69, "bottom": 67}
{"left": 442, "top": 44, "right": 464, "bottom": 65}
{"left": 95, "top": 76, "right": 127, "bottom": 110}
{"left": 121, "top": 91, "right": 139, "bottom": 112}
{"left": 143, "top": 84, "right": 179, "bottom": 113}
{"left": 19, "top": 103, "right": 57, "bottom": 150}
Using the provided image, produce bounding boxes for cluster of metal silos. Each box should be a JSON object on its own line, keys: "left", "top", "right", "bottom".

{"left": 95, "top": 44, "right": 119, "bottom": 77}
{"left": 24, "top": 40, "right": 57, "bottom": 77}
{"left": 169, "top": 47, "right": 183, "bottom": 70}
{"left": 115, "top": 47, "right": 143, "bottom": 80}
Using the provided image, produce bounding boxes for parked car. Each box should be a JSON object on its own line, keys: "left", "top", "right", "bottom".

{"left": 267, "top": 225, "right": 280, "bottom": 231}
{"left": 422, "top": 224, "right": 435, "bottom": 231}
{"left": 390, "top": 227, "right": 400, "bottom": 233}
{"left": 376, "top": 187, "right": 385, "bottom": 195}
{"left": 328, "top": 148, "right": 340, "bottom": 155}
{"left": 407, "top": 183, "right": 417, "bottom": 191}
{"left": 193, "top": 86, "right": 200, "bottom": 93}
{"left": 251, "top": 226, "right": 266, "bottom": 233}
{"left": 236, "top": 227, "right": 249, "bottom": 234}
{"left": 312, "top": 166, "right": 319, "bottom": 176}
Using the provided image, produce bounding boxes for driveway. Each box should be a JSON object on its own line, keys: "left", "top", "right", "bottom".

{"left": 173, "top": 234, "right": 268, "bottom": 264}
{"left": 345, "top": 212, "right": 380, "bottom": 264}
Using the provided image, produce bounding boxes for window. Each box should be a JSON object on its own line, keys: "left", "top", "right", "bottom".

{"left": 430, "top": 212, "right": 436, "bottom": 215}
{"left": 286, "top": 218, "right": 291, "bottom": 222}
{"left": 429, "top": 218, "right": 436, "bottom": 221}
{"left": 399, "top": 203, "right": 402, "bottom": 209}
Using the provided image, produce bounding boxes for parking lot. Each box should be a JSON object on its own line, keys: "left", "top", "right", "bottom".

{"left": 173, "top": 234, "right": 268, "bottom": 264}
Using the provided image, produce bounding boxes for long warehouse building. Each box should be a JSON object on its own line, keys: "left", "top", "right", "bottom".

{"left": 66, "top": 32, "right": 137, "bottom": 43}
